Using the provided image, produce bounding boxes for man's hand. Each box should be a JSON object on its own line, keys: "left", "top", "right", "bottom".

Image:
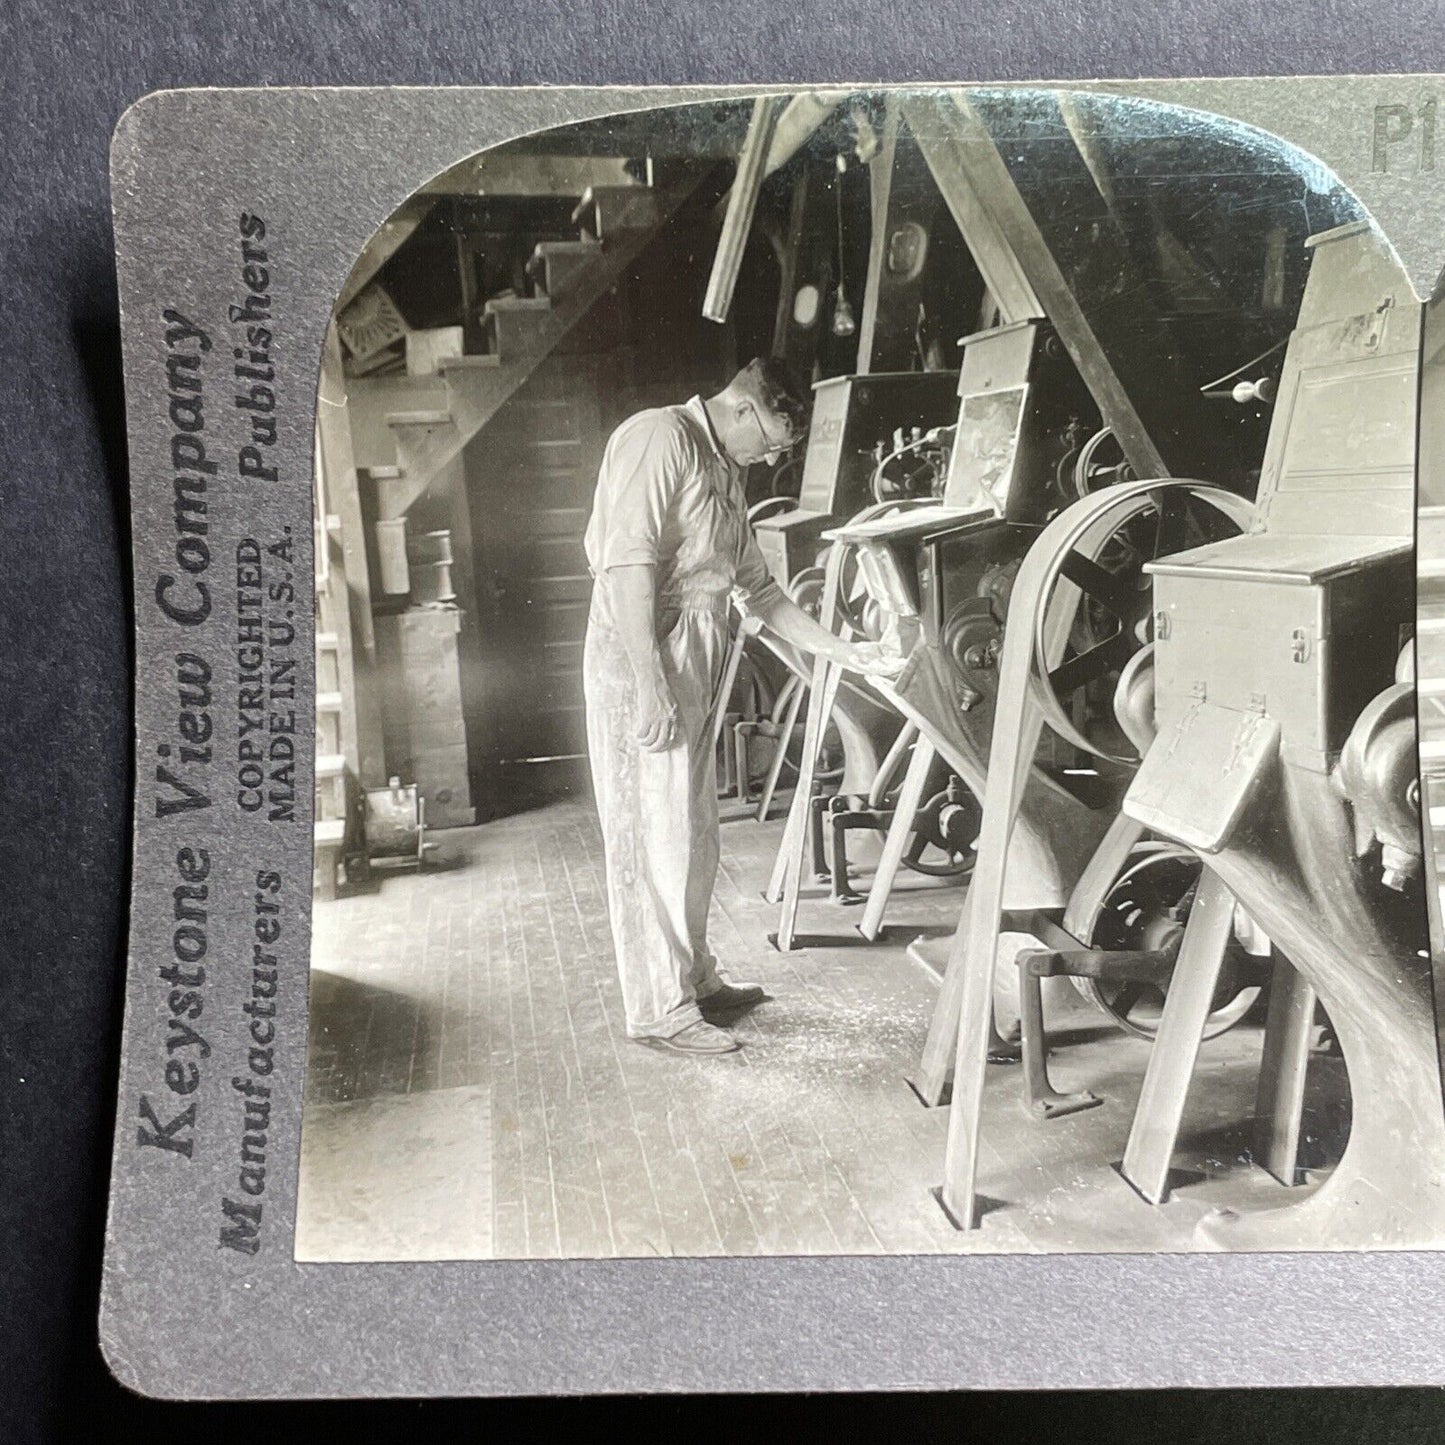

{"left": 636, "top": 671, "right": 680, "bottom": 752}
{"left": 603, "top": 563, "right": 681, "bottom": 752}
{"left": 746, "top": 585, "right": 907, "bottom": 683}
{"left": 843, "top": 638, "right": 907, "bottom": 680}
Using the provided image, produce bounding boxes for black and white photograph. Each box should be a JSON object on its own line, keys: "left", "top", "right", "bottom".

{"left": 14, "top": 0, "right": 1445, "bottom": 1414}
{"left": 291, "top": 88, "right": 1445, "bottom": 1263}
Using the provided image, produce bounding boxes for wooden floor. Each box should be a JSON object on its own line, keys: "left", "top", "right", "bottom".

{"left": 296, "top": 783, "right": 1348, "bottom": 1261}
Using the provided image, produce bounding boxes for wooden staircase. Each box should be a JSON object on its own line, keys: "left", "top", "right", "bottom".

{"left": 351, "top": 182, "right": 688, "bottom": 523}
{"left": 312, "top": 172, "right": 709, "bottom": 893}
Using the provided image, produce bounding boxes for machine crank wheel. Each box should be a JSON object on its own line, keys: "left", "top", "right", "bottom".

{"left": 1072, "top": 425, "right": 1135, "bottom": 498}
{"left": 1028, "top": 480, "right": 1254, "bottom": 763}
{"left": 786, "top": 564, "right": 827, "bottom": 620}
{"left": 1075, "top": 844, "right": 1263, "bottom": 1041}
{"left": 900, "top": 779, "right": 981, "bottom": 879}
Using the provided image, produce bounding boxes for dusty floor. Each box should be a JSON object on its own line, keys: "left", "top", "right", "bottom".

{"left": 296, "top": 785, "right": 1348, "bottom": 1262}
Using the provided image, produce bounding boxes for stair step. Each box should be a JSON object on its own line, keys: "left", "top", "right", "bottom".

{"left": 314, "top": 818, "right": 346, "bottom": 847}
{"left": 527, "top": 240, "right": 601, "bottom": 272}
{"left": 481, "top": 299, "right": 556, "bottom": 362}
{"left": 406, "top": 325, "right": 466, "bottom": 377}
{"left": 367, "top": 464, "right": 404, "bottom": 480}
{"left": 387, "top": 409, "right": 453, "bottom": 427}
{"left": 531, "top": 239, "right": 601, "bottom": 259}
{"left": 526, "top": 239, "right": 602, "bottom": 299}
{"left": 571, "top": 184, "right": 661, "bottom": 240}
{"left": 483, "top": 296, "right": 553, "bottom": 316}
{"left": 316, "top": 631, "right": 339, "bottom": 651}
{"left": 436, "top": 353, "right": 501, "bottom": 370}
{"left": 316, "top": 753, "right": 346, "bottom": 780}
{"left": 317, "top": 690, "right": 344, "bottom": 714}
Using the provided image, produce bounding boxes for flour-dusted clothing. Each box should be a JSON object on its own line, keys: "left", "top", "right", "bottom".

{"left": 583, "top": 397, "right": 780, "bottom": 1037}
{"left": 583, "top": 397, "right": 782, "bottom": 612}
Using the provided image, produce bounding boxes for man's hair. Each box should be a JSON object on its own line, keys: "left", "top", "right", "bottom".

{"left": 732, "top": 356, "right": 811, "bottom": 440}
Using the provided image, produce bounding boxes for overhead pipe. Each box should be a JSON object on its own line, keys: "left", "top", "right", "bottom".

{"left": 703, "top": 96, "right": 788, "bottom": 323}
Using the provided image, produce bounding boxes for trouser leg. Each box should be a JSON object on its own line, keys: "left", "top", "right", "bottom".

{"left": 686, "top": 715, "right": 724, "bottom": 997}
{"left": 584, "top": 621, "right": 702, "bottom": 1037}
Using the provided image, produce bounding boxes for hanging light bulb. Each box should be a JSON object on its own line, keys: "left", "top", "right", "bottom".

{"left": 830, "top": 151, "right": 857, "bottom": 338}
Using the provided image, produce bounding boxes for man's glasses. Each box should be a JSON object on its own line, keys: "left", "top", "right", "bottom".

{"left": 747, "top": 402, "right": 800, "bottom": 461}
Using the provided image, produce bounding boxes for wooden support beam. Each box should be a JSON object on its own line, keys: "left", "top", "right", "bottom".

{"left": 856, "top": 102, "right": 902, "bottom": 376}
{"left": 770, "top": 169, "right": 809, "bottom": 360}
{"left": 317, "top": 324, "right": 388, "bottom": 789}
{"left": 899, "top": 96, "right": 1042, "bottom": 328}
{"left": 336, "top": 197, "right": 435, "bottom": 315}
{"left": 713, "top": 89, "right": 852, "bottom": 222}
{"left": 763, "top": 91, "right": 851, "bottom": 179}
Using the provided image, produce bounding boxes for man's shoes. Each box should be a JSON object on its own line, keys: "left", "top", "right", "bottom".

{"left": 637, "top": 1020, "right": 741, "bottom": 1055}
{"left": 698, "top": 982, "right": 767, "bottom": 1018}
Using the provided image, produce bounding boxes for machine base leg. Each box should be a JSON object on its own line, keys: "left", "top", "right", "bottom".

{"left": 908, "top": 1077, "right": 952, "bottom": 1108}
{"left": 1252, "top": 958, "right": 1316, "bottom": 1187}
{"left": 1018, "top": 953, "right": 1102, "bottom": 1120}
{"left": 1119, "top": 870, "right": 1237, "bottom": 1205}
{"left": 772, "top": 659, "right": 844, "bottom": 949}
{"left": 755, "top": 678, "right": 804, "bottom": 824}
{"left": 1189, "top": 767, "right": 1445, "bottom": 1250}
{"left": 858, "top": 735, "right": 936, "bottom": 941}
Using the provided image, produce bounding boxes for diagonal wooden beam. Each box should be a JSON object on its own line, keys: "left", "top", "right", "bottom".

{"left": 855, "top": 100, "right": 902, "bottom": 376}
{"left": 336, "top": 196, "right": 437, "bottom": 316}
{"left": 316, "top": 324, "right": 388, "bottom": 788}
{"left": 901, "top": 92, "right": 1169, "bottom": 481}
{"left": 712, "top": 89, "right": 853, "bottom": 221}
{"left": 899, "top": 97, "right": 1043, "bottom": 328}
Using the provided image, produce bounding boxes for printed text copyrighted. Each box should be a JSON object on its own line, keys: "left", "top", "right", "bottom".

{"left": 135, "top": 211, "right": 302, "bottom": 1259}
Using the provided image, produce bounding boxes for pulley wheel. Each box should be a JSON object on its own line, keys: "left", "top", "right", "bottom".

{"left": 901, "top": 779, "right": 982, "bottom": 879}
{"left": 1073, "top": 425, "right": 1135, "bottom": 498}
{"left": 1075, "top": 845, "right": 1263, "bottom": 1041}
{"left": 1028, "top": 480, "right": 1253, "bottom": 763}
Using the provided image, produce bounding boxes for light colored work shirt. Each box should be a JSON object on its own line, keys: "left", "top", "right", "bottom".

{"left": 584, "top": 396, "right": 783, "bottom": 615}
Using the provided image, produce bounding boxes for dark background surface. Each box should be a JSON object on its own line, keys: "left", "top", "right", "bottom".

{"left": 5, "top": 1, "right": 1445, "bottom": 1439}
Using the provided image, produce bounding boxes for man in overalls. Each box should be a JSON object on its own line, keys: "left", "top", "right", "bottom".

{"left": 583, "top": 358, "right": 902, "bottom": 1055}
